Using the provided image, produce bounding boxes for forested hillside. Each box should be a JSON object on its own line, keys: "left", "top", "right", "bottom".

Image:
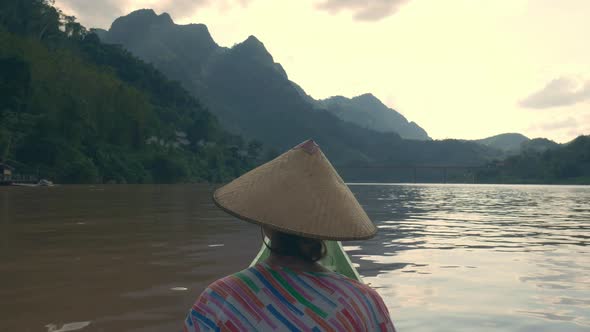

{"left": 0, "top": 0, "right": 260, "bottom": 183}
{"left": 474, "top": 133, "right": 530, "bottom": 153}
{"left": 98, "top": 9, "right": 498, "bottom": 167}
{"left": 477, "top": 136, "right": 590, "bottom": 184}
{"left": 3, "top": 2, "right": 585, "bottom": 184}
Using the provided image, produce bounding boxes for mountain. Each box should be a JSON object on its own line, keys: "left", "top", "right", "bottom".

{"left": 0, "top": 1, "right": 259, "bottom": 183}
{"left": 521, "top": 138, "right": 560, "bottom": 153}
{"left": 97, "top": 9, "right": 492, "bottom": 168}
{"left": 103, "top": 12, "right": 429, "bottom": 141}
{"left": 474, "top": 133, "right": 530, "bottom": 153}
{"left": 317, "top": 94, "right": 430, "bottom": 140}
{"left": 2, "top": 3, "right": 583, "bottom": 184}
{"left": 477, "top": 135, "right": 590, "bottom": 184}
{"left": 473, "top": 133, "right": 561, "bottom": 156}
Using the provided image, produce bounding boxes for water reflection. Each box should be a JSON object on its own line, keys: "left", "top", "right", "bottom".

{"left": 345, "top": 184, "right": 590, "bottom": 331}
{"left": 1, "top": 184, "right": 589, "bottom": 331}
{"left": 0, "top": 185, "right": 260, "bottom": 332}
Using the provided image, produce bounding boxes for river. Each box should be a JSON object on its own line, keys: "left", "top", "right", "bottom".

{"left": 1, "top": 184, "right": 589, "bottom": 331}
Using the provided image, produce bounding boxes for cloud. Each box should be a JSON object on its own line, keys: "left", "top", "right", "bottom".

{"left": 527, "top": 113, "right": 590, "bottom": 142}
{"left": 315, "top": 0, "right": 410, "bottom": 21}
{"left": 56, "top": 0, "right": 124, "bottom": 28}
{"left": 520, "top": 76, "right": 590, "bottom": 109}
{"left": 56, "top": 0, "right": 252, "bottom": 28}
{"left": 151, "top": 0, "right": 210, "bottom": 20}
{"left": 538, "top": 117, "right": 579, "bottom": 131}
{"left": 151, "top": 0, "right": 251, "bottom": 20}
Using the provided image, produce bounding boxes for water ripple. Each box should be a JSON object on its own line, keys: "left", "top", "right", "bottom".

{"left": 346, "top": 184, "right": 590, "bottom": 332}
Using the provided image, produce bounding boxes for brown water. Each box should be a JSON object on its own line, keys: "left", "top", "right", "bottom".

{"left": 1, "top": 184, "right": 589, "bottom": 332}
{"left": 0, "top": 185, "right": 260, "bottom": 332}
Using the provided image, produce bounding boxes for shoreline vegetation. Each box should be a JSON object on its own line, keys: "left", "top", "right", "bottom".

{"left": 0, "top": 0, "right": 264, "bottom": 184}
{"left": 475, "top": 135, "right": 590, "bottom": 185}
{"left": 1, "top": 1, "right": 588, "bottom": 186}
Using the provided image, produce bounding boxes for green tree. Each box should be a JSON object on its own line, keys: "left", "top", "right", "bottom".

{"left": 0, "top": 0, "right": 260, "bottom": 184}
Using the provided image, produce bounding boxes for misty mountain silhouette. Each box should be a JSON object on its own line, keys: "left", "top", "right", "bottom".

{"left": 473, "top": 133, "right": 559, "bottom": 155}
{"left": 318, "top": 93, "right": 430, "bottom": 140}
{"left": 97, "top": 9, "right": 495, "bottom": 165}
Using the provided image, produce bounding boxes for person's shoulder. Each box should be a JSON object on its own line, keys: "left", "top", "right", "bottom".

{"left": 332, "top": 277, "right": 394, "bottom": 327}
{"left": 352, "top": 280, "right": 386, "bottom": 302}
{"left": 327, "top": 272, "right": 370, "bottom": 289}
{"left": 329, "top": 274, "right": 386, "bottom": 301}
{"left": 203, "top": 265, "right": 259, "bottom": 291}
{"left": 357, "top": 281, "right": 382, "bottom": 297}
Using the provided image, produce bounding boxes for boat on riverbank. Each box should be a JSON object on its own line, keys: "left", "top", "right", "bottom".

{"left": 10, "top": 179, "right": 54, "bottom": 187}
{"left": 250, "top": 240, "right": 362, "bottom": 282}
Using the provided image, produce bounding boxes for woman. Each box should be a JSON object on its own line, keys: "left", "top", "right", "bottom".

{"left": 184, "top": 140, "right": 396, "bottom": 331}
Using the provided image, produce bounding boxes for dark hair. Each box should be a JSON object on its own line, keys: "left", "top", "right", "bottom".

{"left": 265, "top": 232, "right": 327, "bottom": 262}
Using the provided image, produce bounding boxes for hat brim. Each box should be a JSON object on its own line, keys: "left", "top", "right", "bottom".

{"left": 213, "top": 191, "right": 377, "bottom": 241}
{"left": 212, "top": 140, "right": 378, "bottom": 241}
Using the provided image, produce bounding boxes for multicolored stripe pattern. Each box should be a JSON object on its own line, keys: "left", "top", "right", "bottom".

{"left": 184, "top": 262, "right": 395, "bottom": 331}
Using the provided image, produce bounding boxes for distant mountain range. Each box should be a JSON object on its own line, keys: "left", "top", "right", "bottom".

{"left": 477, "top": 135, "right": 590, "bottom": 184}
{"left": 95, "top": 9, "right": 485, "bottom": 167}
{"left": 95, "top": 10, "right": 429, "bottom": 142}
{"left": 2, "top": 2, "right": 586, "bottom": 184}
{"left": 474, "top": 133, "right": 530, "bottom": 152}
{"left": 471, "top": 133, "right": 559, "bottom": 155}
{"left": 0, "top": 1, "right": 261, "bottom": 184}
{"left": 317, "top": 94, "right": 431, "bottom": 140}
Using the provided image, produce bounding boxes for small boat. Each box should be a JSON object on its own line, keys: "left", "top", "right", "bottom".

{"left": 250, "top": 240, "right": 362, "bottom": 282}
{"left": 45, "top": 321, "right": 90, "bottom": 332}
{"left": 38, "top": 179, "right": 54, "bottom": 186}
{"left": 11, "top": 179, "right": 54, "bottom": 187}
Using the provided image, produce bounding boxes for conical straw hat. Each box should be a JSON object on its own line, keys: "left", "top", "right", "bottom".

{"left": 213, "top": 140, "right": 377, "bottom": 240}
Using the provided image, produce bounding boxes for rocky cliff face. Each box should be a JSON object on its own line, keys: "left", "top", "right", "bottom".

{"left": 96, "top": 10, "right": 498, "bottom": 167}
{"left": 318, "top": 93, "right": 431, "bottom": 140}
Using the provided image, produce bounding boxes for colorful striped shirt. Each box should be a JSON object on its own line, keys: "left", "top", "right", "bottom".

{"left": 184, "top": 262, "right": 396, "bottom": 331}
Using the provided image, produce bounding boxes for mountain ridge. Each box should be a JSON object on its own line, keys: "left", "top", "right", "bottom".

{"left": 475, "top": 133, "right": 530, "bottom": 153}
{"left": 472, "top": 133, "right": 559, "bottom": 155}
{"left": 96, "top": 9, "right": 499, "bottom": 168}
{"left": 0, "top": 1, "right": 259, "bottom": 184}
{"left": 317, "top": 93, "right": 431, "bottom": 140}
{"left": 98, "top": 10, "right": 431, "bottom": 142}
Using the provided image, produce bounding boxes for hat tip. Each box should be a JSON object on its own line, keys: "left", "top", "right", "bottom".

{"left": 294, "top": 139, "right": 320, "bottom": 155}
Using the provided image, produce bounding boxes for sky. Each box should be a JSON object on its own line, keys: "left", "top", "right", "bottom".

{"left": 55, "top": 0, "right": 590, "bottom": 143}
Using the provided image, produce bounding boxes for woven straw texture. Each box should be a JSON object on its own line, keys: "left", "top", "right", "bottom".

{"left": 213, "top": 140, "right": 377, "bottom": 240}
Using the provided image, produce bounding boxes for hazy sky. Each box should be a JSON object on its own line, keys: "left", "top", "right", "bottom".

{"left": 56, "top": 0, "right": 590, "bottom": 143}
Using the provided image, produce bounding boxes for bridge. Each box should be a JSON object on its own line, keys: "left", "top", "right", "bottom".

{"left": 333, "top": 164, "right": 489, "bottom": 183}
